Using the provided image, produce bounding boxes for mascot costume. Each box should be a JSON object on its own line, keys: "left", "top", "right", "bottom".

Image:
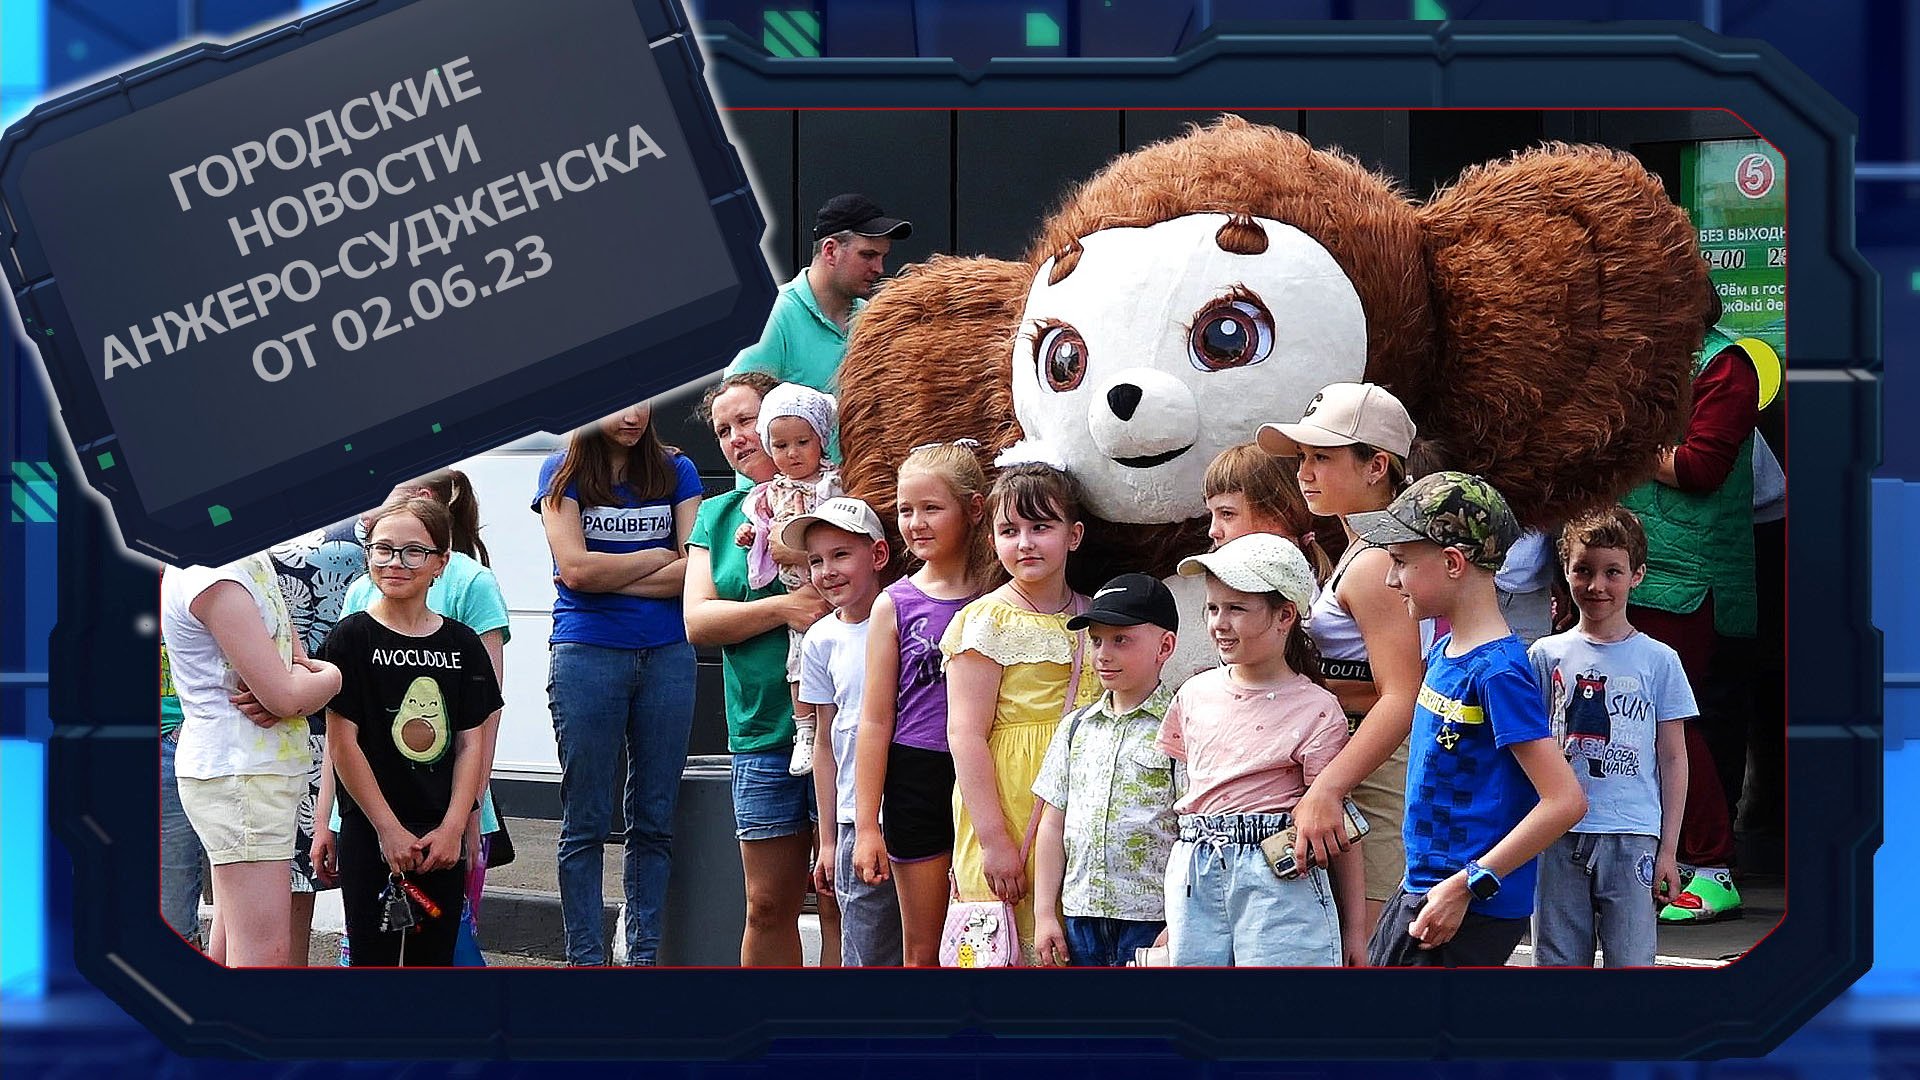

{"left": 837, "top": 115, "right": 1711, "bottom": 681}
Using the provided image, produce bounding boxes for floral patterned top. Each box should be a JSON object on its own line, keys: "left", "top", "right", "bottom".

{"left": 267, "top": 516, "right": 366, "bottom": 890}
{"left": 1031, "top": 682, "right": 1183, "bottom": 921}
{"left": 268, "top": 517, "right": 369, "bottom": 673}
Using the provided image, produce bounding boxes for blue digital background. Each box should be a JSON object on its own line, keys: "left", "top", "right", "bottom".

{"left": 1, "top": 0, "right": 1913, "bottom": 1072}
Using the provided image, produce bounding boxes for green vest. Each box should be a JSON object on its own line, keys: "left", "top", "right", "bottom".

{"left": 1618, "top": 326, "right": 1757, "bottom": 637}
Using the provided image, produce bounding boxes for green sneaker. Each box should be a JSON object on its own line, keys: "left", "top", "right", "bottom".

{"left": 1658, "top": 867, "right": 1742, "bottom": 923}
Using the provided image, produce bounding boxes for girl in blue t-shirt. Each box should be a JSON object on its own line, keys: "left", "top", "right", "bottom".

{"left": 535, "top": 402, "right": 705, "bottom": 966}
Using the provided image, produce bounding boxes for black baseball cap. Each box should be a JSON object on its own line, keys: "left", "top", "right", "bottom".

{"left": 813, "top": 193, "right": 912, "bottom": 240}
{"left": 1067, "top": 573, "right": 1179, "bottom": 634}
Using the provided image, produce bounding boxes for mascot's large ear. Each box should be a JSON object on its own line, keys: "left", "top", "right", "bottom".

{"left": 1413, "top": 143, "right": 1712, "bottom": 528}
{"left": 837, "top": 254, "right": 1032, "bottom": 521}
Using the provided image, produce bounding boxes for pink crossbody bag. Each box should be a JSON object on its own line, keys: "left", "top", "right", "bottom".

{"left": 940, "top": 596, "right": 1087, "bottom": 969}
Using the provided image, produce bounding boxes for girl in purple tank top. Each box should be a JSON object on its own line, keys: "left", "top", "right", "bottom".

{"left": 887, "top": 579, "right": 971, "bottom": 751}
{"left": 850, "top": 442, "right": 996, "bottom": 966}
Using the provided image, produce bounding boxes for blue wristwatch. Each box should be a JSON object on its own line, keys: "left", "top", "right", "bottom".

{"left": 1464, "top": 860, "right": 1502, "bottom": 900}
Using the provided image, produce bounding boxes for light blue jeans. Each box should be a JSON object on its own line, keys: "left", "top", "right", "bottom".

{"left": 160, "top": 736, "right": 205, "bottom": 946}
{"left": 1164, "top": 812, "right": 1342, "bottom": 967}
{"left": 549, "top": 640, "right": 697, "bottom": 966}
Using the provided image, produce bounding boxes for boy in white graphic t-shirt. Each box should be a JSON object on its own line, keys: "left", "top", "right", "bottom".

{"left": 1529, "top": 506, "right": 1696, "bottom": 968}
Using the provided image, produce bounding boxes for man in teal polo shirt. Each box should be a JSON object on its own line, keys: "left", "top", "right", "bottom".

{"left": 726, "top": 193, "right": 912, "bottom": 395}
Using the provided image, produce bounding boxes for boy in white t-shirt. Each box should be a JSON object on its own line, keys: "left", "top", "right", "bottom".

{"left": 786, "top": 497, "right": 903, "bottom": 966}
{"left": 1529, "top": 506, "right": 1696, "bottom": 967}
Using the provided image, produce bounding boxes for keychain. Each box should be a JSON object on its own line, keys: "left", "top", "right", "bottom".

{"left": 377, "top": 873, "right": 417, "bottom": 934}
{"left": 374, "top": 870, "right": 446, "bottom": 966}
{"left": 397, "top": 876, "right": 443, "bottom": 920}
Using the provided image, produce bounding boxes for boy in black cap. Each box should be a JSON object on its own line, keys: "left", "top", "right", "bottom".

{"left": 1031, "top": 573, "right": 1183, "bottom": 966}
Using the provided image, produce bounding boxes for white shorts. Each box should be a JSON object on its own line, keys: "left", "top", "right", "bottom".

{"left": 177, "top": 772, "right": 304, "bottom": 865}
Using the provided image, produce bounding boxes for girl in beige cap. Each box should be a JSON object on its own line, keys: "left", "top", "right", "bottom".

{"left": 1256, "top": 381, "right": 1427, "bottom": 931}
{"left": 1158, "top": 533, "right": 1364, "bottom": 965}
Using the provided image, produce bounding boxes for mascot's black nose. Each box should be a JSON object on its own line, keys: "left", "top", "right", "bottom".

{"left": 1107, "top": 384, "right": 1143, "bottom": 422}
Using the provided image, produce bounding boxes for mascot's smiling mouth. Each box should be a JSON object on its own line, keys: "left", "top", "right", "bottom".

{"left": 1115, "top": 445, "right": 1192, "bottom": 469}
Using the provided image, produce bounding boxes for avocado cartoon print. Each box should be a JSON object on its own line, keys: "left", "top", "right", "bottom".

{"left": 1563, "top": 669, "right": 1611, "bottom": 779}
{"left": 392, "top": 676, "right": 451, "bottom": 765}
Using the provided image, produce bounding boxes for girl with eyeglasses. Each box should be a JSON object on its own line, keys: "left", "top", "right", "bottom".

{"left": 317, "top": 498, "right": 502, "bottom": 966}
{"left": 320, "top": 469, "right": 511, "bottom": 965}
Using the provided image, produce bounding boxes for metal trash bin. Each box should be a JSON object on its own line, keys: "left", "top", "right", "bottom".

{"left": 659, "top": 755, "right": 743, "bottom": 966}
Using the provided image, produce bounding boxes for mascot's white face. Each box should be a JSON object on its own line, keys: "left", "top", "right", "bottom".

{"left": 1009, "top": 213, "right": 1369, "bottom": 523}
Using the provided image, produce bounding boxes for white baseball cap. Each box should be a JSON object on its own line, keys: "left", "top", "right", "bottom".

{"left": 1177, "top": 532, "right": 1317, "bottom": 613}
{"left": 782, "top": 496, "right": 886, "bottom": 550}
{"left": 1257, "top": 382, "right": 1416, "bottom": 459}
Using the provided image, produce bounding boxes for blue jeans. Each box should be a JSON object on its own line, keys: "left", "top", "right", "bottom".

{"left": 1064, "top": 916, "right": 1164, "bottom": 967}
{"left": 549, "top": 640, "right": 697, "bottom": 966}
{"left": 159, "top": 737, "right": 205, "bottom": 946}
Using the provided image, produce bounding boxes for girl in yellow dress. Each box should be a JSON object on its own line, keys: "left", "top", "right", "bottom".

{"left": 942, "top": 462, "right": 1102, "bottom": 964}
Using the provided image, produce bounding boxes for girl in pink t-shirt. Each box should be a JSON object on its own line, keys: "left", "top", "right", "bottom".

{"left": 1158, "top": 532, "right": 1368, "bottom": 966}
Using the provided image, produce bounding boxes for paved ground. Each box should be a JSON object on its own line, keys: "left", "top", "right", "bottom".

{"left": 297, "top": 815, "right": 1779, "bottom": 968}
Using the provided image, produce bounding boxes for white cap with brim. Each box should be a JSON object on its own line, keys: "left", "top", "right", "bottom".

{"left": 1255, "top": 382, "right": 1416, "bottom": 459}
{"left": 1257, "top": 420, "right": 1358, "bottom": 459}
{"left": 781, "top": 496, "right": 886, "bottom": 551}
{"left": 1176, "top": 532, "right": 1318, "bottom": 614}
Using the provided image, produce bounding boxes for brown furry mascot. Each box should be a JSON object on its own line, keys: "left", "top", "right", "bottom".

{"left": 839, "top": 116, "right": 1708, "bottom": 629}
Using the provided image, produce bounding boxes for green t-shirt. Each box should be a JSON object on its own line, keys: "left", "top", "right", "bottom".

{"left": 338, "top": 552, "right": 512, "bottom": 646}
{"left": 689, "top": 488, "right": 793, "bottom": 754}
{"left": 724, "top": 270, "right": 860, "bottom": 486}
{"left": 724, "top": 270, "right": 863, "bottom": 395}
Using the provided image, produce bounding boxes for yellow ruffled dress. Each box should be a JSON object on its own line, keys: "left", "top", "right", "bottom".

{"left": 940, "top": 595, "right": 1101, "bottom": 965}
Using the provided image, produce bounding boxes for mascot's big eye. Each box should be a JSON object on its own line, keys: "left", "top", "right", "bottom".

{"left": 1189, "top": 295, "right": 1274, "bottom": 372}
{"left": 1036, "top": 323, "right": 1089, "bottom": 392}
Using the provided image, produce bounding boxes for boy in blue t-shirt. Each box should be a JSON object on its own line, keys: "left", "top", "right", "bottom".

{"left": 1348, "top": 472, "right": 1589, "bottom": 967}
{"left": 1528, "top": 506, "right": 1695, "bottom": 967}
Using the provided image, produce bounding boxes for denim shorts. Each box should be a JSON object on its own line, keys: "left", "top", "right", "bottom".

{"left": 730, "top": 748, "right": 815, "bottom": 841}
{"left": 1164, "top": 812, "right": 1342, "bottom": 967}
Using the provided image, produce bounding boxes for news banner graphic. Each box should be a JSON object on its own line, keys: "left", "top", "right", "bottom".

{"left": 0, "top": 0, "right": 775, "bottom": 567}
{"left": 14, "top": 17, "right": 1873, "bottom": 1063}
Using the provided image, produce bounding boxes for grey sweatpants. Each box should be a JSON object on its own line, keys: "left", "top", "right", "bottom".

{"left": 1532, "top": 831, "right": 1660, "bottom": 968}
{"left": 834, "top": 824, "right": 903, "bottom": 966}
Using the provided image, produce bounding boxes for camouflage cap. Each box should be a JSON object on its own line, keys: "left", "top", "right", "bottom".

{"left": 1345, "top": 471, "right": 1520, "bottom": 572}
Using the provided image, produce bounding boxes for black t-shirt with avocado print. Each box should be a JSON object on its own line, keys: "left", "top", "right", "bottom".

{"left": 319, "top": 611, "right": 502, "bottom": 829}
